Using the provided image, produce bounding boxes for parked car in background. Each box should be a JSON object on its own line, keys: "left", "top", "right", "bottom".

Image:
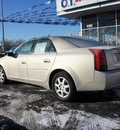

{"left": 9, "top": 46, "right": 17, "bottom": 52}
{"left": 0, "top": 52, "right": 7, "bottom": 58}
{"left": 0, "top": 46, "right": 17, "bottom": 58}
{"left": 0, "top": 36, "right": 120, "bottom": 101}
{"left": 0, "top": 52, "right": 4, "bottom": 58}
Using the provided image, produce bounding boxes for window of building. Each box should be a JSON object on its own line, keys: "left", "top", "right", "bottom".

{"left": 118, "top": 10, "right": 120, "bottom": 25}
{"left": 118, "top": 26, "right": 120, "bottom": 46}
{"left": 82, "top": 29, "right": 98, "bottom": 41}
{"left": 99, "top": 11, "right": 115, "bottom": 27}
{"left": 82, "top": 14, "right": 97, "bottom": 29}
{"left": 99, "top": 27, "right": 116, "bottom": 46}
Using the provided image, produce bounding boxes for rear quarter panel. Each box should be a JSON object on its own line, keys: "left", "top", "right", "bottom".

{"left": 51, "top": 48, "right": 94, "bottom": 90}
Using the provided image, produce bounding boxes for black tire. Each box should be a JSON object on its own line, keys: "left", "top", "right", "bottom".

{"left": 52, "top": 71, "right": 76, "bottom": 101}
{"left": 0, "top": 66, "right": 8, "bottom": 84}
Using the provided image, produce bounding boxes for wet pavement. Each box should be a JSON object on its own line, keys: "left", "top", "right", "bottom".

{"left": 0, "top": 82, "right": 120, "bottom": 129}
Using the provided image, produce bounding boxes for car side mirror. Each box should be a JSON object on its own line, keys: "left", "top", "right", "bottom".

{"left": 8, "top": 52, "right": 18, "bottom": 58}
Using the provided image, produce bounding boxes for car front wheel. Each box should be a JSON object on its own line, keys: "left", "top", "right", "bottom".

{"left": 52, "top": 71, "right": 76, "bottom": 101}
{"left": 0, "top": 66, "right": 8, "bottom": 84}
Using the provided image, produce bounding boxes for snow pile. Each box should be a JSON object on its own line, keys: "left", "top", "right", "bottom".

{"left": 18, "top": 107, "right": 120, "bottom": 130}
{"left": 0, "top": 87, "right": 120, "bottom": 129}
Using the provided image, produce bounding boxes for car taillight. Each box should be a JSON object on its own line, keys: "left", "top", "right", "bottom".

{"left": 90, "top": 49, "right": 107, "bottom": 71}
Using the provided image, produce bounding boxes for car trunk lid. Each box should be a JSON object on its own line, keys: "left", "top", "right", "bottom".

{"left": 107, "top": 47, "right": 120, "bottom": 70}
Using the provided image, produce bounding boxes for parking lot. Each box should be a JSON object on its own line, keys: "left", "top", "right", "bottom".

{"left": 0, "top": 82, "right": 120, "bottom": 129}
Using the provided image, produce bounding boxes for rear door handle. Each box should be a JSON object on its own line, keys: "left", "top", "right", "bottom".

{"left": 44, "top": 59, "right": 50, "bottom": 63}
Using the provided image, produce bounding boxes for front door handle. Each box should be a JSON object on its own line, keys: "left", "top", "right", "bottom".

{"left": 22, "top": 61, "right": 26, "bottom": 64}
{"left": 44, "top": 59, "right": 50, "bottom": 63}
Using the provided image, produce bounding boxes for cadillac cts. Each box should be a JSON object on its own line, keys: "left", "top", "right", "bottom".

{"left": 0, "top": 36, "right": 120, "bottom": 101}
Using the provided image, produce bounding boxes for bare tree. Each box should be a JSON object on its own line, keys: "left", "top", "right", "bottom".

{"left": 14, "top": 39, "right": 25, "bottom": 46}
{"left": 0, "top": 39, "right": 25, "bottom": 52}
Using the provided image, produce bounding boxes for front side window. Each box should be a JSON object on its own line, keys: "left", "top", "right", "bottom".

{"left": 33, "top": 39, "right": 56, "bottom": 54}
{"left": 16, "top": 41, "right": 35, "bottom": 55}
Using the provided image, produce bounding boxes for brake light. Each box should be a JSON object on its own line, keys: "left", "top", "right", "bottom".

{"left": 90, "top": 49, "right": 107, "bottom": 71}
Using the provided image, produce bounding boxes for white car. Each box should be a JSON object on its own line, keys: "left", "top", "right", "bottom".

{"left": 0, "top": 36, "right": 120, "bottom": 101}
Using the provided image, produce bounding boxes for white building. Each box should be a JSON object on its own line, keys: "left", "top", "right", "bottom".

{"left": 56, "top": 0, "right": 120, "bottom": 46}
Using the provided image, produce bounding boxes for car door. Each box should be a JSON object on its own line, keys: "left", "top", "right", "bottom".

{"left": 28, "top": 39, "right": 57, "bottom": 85}
{"left": 8, "top": 41, "right": 35, "bottom": 82}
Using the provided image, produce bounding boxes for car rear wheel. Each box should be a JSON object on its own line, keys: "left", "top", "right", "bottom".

{"left": 52, "top": 71, "right": 76, "bottom": 101}
{"left": 0, "top": 66, "right": 8, "bottom": 84}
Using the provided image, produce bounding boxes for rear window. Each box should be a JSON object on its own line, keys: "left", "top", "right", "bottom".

{"left": 60, "top": 36, "right": 105, "bottom": 48}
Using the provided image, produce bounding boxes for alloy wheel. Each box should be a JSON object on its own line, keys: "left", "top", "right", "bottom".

{"left": 54, "top": 77, "right": 70, "bottom": 99}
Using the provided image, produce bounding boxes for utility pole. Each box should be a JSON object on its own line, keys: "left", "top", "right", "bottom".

{"left": 1, "top": 0, "right": 5, "bottom": 51}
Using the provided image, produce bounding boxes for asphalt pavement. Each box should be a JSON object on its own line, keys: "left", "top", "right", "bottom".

{"left": 0, "top": 82, "right": 120, "bottom": 129}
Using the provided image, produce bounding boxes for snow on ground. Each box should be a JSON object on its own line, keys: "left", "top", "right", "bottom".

{"left": 0, "top": 85, "right": 120, "bottom": 130}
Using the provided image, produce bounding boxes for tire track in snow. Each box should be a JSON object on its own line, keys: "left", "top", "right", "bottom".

{"left": 0, "top": 84, "right": 120, "bottom": 129}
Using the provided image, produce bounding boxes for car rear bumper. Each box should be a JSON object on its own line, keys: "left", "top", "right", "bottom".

{"left": 76, "top": 69, "right": 120, "bottom": 91}
{"left": 105, "top": 69, "right": 120, "bottom": 90}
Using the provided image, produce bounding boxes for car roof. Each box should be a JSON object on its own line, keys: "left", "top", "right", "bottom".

{"left": 32, "top": 36, "right": 78, "bottom": 52}
{"left": 24, "top": 36, "right": 105, "bottom": 52}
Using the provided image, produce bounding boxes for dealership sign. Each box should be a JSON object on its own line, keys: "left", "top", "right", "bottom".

{"left": 57, "top": 0, "right": 110, "bottom": 12}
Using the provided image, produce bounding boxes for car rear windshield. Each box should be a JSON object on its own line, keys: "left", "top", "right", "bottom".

{"left": 60, "top": 36, "right": 105, "bottom": 48}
